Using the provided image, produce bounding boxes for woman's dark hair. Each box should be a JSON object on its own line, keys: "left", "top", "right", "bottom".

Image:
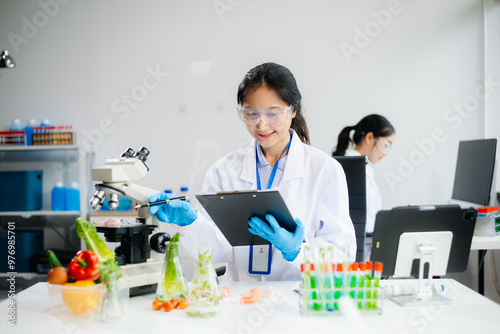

{"left": 237, "top": 62, "right": 310, "bottom": 144}
{"left": 332, "top": 114, "right": 395, "bottom": 156}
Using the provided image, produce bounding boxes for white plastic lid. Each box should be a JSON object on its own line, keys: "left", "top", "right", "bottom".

{"left": 55, "top": 181, "right": 65, "bottom": 188}
{"left": 70, "top": 182, "right": 80, "bottom": 189}
{"left": 27, "top": 119, "right": 39, "bottom": 127}
{"left": 10, "top": 119, "right": 25, "bottom": 130}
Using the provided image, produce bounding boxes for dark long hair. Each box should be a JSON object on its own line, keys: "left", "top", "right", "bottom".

{"left": 332, "top": 114, "right": 395, "bottom": 156}
{"left": 237, "top": 62, "right": 310, "bottom": 144}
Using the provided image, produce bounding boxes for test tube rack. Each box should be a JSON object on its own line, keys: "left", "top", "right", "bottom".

{"left": 0, "top": 126, "right": 74, "bottom": 146}
{"left": 0, "top": 130, "right": 26, "bottom": 145}
{"left": 32, "top": 126, "right": 74, "bottom": 145}
{"left": 299, "top": 262, "right": 383, "bottom": 315}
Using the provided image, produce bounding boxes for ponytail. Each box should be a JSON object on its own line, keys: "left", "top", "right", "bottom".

{"left": 332, "top": 114, "right": 395, "bottom": 156}
{"left": 291, "top": 102, "right": 310, "bottom": 145}
{"left": 332, "top": 126, "right": 356, "bottom": 156}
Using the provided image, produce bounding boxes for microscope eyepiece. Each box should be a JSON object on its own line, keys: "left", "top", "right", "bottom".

{"left": 120, "top": 148, "right": 135, "bottom": 158}
{"left": 134, "top": 147, "right": 150, "bottom": 162}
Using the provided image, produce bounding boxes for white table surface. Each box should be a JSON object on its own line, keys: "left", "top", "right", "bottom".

{"left": 1, "top": 279, "right": 500, "bottom": 334}
{"left": 470, "top": 234, "right": 500, "bottom": 250}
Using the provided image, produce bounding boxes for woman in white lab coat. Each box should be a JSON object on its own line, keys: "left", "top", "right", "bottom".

{"left": 150, "top": 63, "right": 356, "bottom": 281}
{"left": 332, "top": 115, "right": 395, "bottom": 259}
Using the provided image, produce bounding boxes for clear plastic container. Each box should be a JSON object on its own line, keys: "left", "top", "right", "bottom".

{"left": 47, "top": 283, "right": 104, "bottom": 318}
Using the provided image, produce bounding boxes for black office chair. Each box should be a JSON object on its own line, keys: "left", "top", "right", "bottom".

{"left": 333, "top": 156, "right": 368, "bottom": 262}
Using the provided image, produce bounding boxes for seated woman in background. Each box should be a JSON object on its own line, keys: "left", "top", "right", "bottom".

{"left": 332, "top": 114, "right": 395, "bottom": 259}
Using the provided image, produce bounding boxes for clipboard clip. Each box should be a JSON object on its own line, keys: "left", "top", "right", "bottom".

{"left": 216, "top": 190, "right": 258, "bottom": 195}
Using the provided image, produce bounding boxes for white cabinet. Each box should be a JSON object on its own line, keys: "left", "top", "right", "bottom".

{"left": 0, "top": 144, "right": 92, "bottom": 281}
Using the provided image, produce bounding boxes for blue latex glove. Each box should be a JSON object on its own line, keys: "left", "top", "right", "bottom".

{"left": 148, "top": 192, "right": 197, "bottom": 226}
{"left": 248, "top": 214, "right": 305, "bottom": 261}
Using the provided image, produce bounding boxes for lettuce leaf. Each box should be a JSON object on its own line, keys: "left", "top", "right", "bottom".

{"left": 76, "top": 217, "right": 115, "bottom": 262}
{"left": 75, "top": 217, "right": 122, "bottom": 290}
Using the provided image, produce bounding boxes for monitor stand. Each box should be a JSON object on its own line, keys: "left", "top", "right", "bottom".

{"left": 390, "top": 239, "right": 453, "bottom": 306}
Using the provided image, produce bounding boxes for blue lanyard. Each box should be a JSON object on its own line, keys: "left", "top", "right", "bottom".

{"left": 256, "top": 134, "right": 292, "bottom": 190}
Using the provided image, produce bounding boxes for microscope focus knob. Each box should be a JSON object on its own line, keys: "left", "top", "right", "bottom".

{"left": 150, "top": 232, "right": 171, "bottom": 253}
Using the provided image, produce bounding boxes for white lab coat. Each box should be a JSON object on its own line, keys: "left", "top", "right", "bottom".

{"left": 345, "top": 149, "right": 382, "bottom": 234}
{"left": 169, "top": 130, "right": 355, "bottom": 282}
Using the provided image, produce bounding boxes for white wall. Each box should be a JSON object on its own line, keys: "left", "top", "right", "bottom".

{"left": 1, "top": 0, "right": 499, "bottom": 299}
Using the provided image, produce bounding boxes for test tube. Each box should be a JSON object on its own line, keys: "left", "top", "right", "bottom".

{"left": 319, "top": 248, "right": 333, "bottom": 311}
{"left": 349, "top": 263, "right": 359, "bottom": 299}
{"left": 365, "top": 261, "right": 373, "bottom": 309}
{"left": 373, "top": 262, "right": 383, "bottom": 309}
{"left": 310, "top": 263, "right": 321, "bottom": 311}
{"left": 300, "top": 263, "right": 312, "bottom": 311}
{"left": 358, "top": 262, "right": 367, "bottom": 309}
{"left": 334, "top": 263, "right": 344, "bottom": 311}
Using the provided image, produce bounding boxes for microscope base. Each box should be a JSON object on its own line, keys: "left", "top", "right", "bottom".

{"left": 121, "top": 259, "right": 163, "bottom": 297}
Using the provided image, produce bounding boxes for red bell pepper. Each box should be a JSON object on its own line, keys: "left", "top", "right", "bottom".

{"left": 68, "top": 250, "right": 100, "bottom": 281}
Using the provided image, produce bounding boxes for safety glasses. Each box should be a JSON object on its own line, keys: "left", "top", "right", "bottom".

{"left": 376, "top": 138, "right": 392, "bottom": 154}
{"left": 237, "top": 105, "right": 293, "bottom": 127}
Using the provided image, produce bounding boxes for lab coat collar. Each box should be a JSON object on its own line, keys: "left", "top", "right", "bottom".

{"left": 239, "top": 129, "right": 305, "bottom": 191}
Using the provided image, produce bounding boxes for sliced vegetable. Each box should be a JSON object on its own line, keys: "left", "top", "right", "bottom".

{"left": 240, "top": 296, "right": 260, "bottom": 304}
{"left": 68, "top": 250, "right": 100, "bottom": 281}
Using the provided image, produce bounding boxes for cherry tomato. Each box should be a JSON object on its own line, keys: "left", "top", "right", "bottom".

{"left": 179, "top": 299, "right": 189, "bottom": 309}
{"left": 152, "top": 299, "right": 163, "bottom": 311}
{"left": 170, "top": 298, "right": 179, "bottom": 309}
{"left": 163, "top": 301, "right": 174, "bottom": 312}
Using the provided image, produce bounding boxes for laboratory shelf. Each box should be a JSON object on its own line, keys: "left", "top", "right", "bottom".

{"left": 0, "top": 210, "right": 81, "bottom": 218}
{"left": 0, "top": 144, "right": 79, "bottom": 151}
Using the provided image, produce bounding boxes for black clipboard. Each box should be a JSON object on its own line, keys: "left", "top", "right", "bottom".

{"left": 196, "top": 190, "right": 296, "bottom": 246}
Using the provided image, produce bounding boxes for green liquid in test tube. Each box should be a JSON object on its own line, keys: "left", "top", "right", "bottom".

{"left": 349, "top": 263, "right": 359, "bottom": 299}
{"left": 365, "top": 261, "right": 373, "bottom": 309}
{"left": 334, "top": 263, "right": 344, "bottom": 311}
{"left": 319, "top": 247, "right": 334, "bottom": 311}
{"left": 358, "top": 262, "right": 367, "bottom": 309}
{"left": 301, "top": 263, "right": 313, "bottom": 311}
{"left": 309, "top": 263, "right": 321, "bottom": 311}
{"left": 373, "top": 262, "right": 383, "bottom": 310}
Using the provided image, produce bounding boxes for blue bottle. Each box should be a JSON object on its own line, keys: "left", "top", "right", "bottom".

{"left": 66, "top": 182, "right": 80, "bottom": 211}
{"left": 51, "top": 182, "right": 66, "bottom": 211}
{"left": 180, "top": 186, "right": 190, "bottom": 202}
{"left": 24, "top": 119, "right": 38, "bottom": 146}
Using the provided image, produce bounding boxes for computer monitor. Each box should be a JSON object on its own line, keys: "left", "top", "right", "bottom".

{"left": 370, "top": 205, "right": 477, "bottom": 278}
{"left": 451, "top": 139, "right": 497, "bottom": 207}
{"left": 371, "top": 205, "right": 477, "bottom": 306}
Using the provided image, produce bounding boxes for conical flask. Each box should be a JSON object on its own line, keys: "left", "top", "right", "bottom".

{"left": 156, "top": 232, "right": 189, "bottom": 300}
{"left": 187, "top": 246, "right": 222, "bottom": 317}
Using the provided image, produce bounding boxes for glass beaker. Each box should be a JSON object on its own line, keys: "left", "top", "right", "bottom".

{"left": 187, "top": 247, "right": 222, "bottom": 317}
{"left": 98, "top": 274, "right": 129, "bottom": 322}
{"left": 156, "top": 233, "right": 189, "bottom": 301}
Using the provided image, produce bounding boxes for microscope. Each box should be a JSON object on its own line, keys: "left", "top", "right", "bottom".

{"left": 90, "top": 147, "right": 171, "bottom": 295}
